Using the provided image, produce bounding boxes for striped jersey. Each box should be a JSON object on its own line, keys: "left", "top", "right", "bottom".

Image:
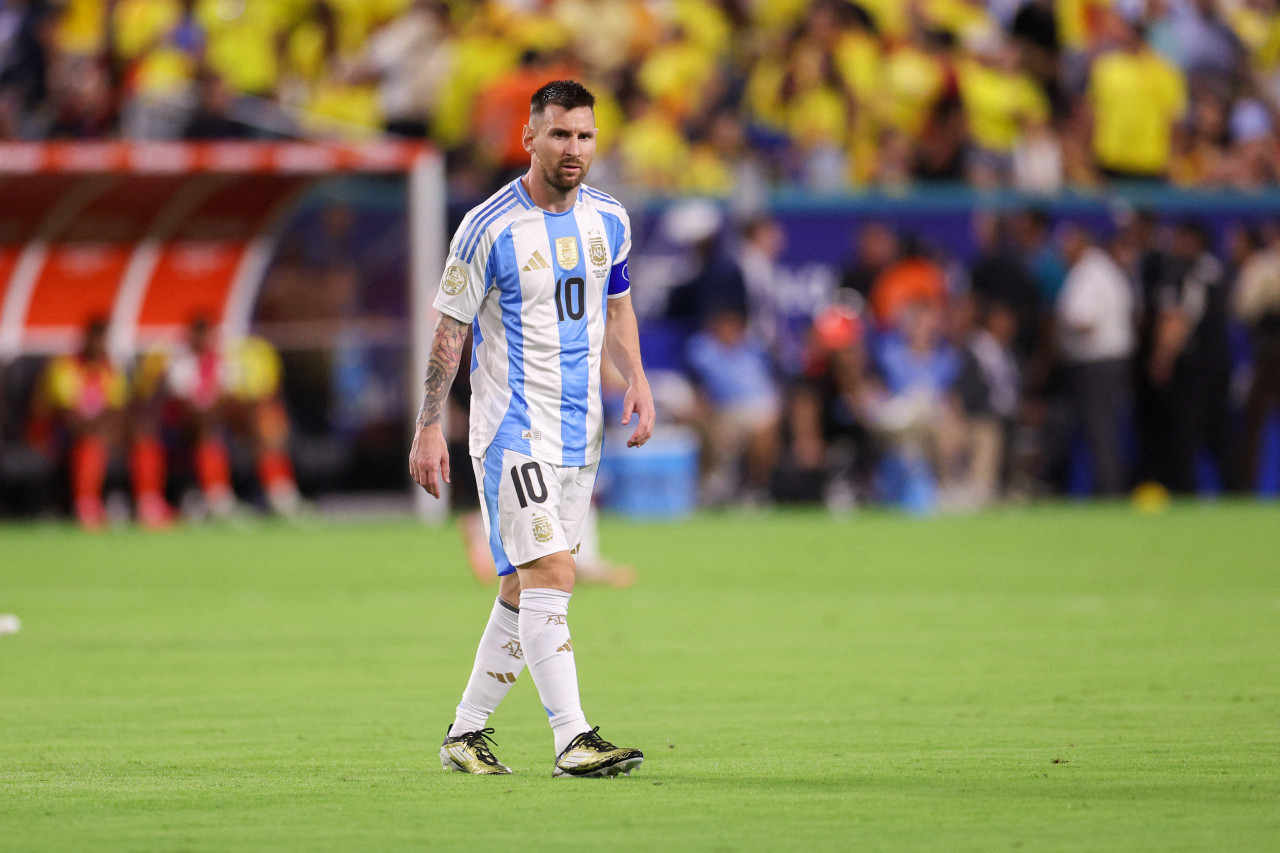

{"left": 434, "top": 178, "right": 632, "bottom": 467}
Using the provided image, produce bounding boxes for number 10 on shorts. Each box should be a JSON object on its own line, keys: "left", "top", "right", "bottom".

{"left": 510, "top": 462, "right": 547, "bottom": 508}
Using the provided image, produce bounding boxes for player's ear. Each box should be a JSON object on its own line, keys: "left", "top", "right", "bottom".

{"left": 522, "top": 120, "right": 536, "bottom": 153}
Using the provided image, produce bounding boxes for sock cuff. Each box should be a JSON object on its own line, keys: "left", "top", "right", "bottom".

{"left": 493, "top": 597, "right": 520, "bottom": 634}
{"left": 519, "top": 588, "right": 572, "bottom": 616}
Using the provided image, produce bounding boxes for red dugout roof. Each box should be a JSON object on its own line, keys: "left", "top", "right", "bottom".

{"left": 0, "top": 140, "right": 427, "bottom": 175}
{"left": 0, "top": 141, "right": 433, "bottom": 359}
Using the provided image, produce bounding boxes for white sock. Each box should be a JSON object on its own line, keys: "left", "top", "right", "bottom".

{"left": 448, "top": 597, "right": 525, "bottom": 737}
{"left": 519, "top": 588, "right": 589, "bottom": 755}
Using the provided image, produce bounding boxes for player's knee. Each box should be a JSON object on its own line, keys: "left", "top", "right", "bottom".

{"left": 516, "top": 550, "right": 576, "bottom": 592}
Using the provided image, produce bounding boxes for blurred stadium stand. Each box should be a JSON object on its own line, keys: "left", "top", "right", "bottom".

{"left": 2, "top": 0, "right": 1280, "bottom": 521}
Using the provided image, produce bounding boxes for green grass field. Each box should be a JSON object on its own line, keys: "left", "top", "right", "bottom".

{"left": 2, "top": 504, "right": 1279, "bottom": 851}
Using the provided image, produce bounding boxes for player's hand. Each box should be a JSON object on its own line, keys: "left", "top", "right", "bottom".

{"left": 409, "top": 423, "right": 450, "bottom": 498}
{"left": 621, "top": 378, "right": 655, "bottom": 448}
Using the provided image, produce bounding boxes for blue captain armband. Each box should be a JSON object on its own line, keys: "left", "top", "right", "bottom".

{"left": 607, "top": 259, "right": 630, "bottom": 298}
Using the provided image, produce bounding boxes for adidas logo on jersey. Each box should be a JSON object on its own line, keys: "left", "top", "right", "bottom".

{"left": 521, "top": 251, "right": 550, "bottom": 272}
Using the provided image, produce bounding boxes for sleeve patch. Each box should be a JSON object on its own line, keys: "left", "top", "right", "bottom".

{"left": 441, "top": 265, "right": 468, "bottom": 295}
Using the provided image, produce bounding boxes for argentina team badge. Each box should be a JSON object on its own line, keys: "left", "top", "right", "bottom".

{"left": 588, "top": 235, "right": 608, "bottom": 276}
{"left": 555, "top": 236, "right": 579, "bottom": 270}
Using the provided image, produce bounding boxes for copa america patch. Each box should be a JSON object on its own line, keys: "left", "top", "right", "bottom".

{"left": 441, "top": 264, "right": 467, "bottom": 295}
{"left": 555, "top": 236, "right": 579, "bottom": 270}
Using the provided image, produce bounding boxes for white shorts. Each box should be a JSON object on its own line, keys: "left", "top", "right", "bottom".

{"left": 473, "top": 445, "right": 598, "bottom": 576}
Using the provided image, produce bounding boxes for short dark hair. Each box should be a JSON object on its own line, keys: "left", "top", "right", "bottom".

{"left": 530, "top": 80, "right": 595, "bottom": 117}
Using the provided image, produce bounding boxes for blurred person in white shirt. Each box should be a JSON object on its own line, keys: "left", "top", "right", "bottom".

{"left": 1055, "top": 224, "right": 1136, "bottom": 495}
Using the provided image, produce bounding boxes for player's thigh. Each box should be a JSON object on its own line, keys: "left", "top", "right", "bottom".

{"left": 557, "top": 460, "right": 599, "bottom": 559}
{"left": 488, "top": 447, "right": 572, "bottom": 568}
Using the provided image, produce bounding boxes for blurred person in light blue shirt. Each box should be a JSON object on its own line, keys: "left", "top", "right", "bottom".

{"left": 686, "top": 309, "right": 781, "bottom": 504}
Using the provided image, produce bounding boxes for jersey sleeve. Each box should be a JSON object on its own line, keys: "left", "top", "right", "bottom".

{"left": 606, "top": 206, "right": 632, "bottom": 300}
{"left": 433, "top": 220, "right": 494, "bottom": 324}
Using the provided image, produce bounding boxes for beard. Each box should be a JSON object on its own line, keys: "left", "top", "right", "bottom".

{"left": 541, "top": 157, "right": 587, "bottom": 193}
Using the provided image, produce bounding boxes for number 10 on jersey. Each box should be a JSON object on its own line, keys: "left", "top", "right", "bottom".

{"left": 555, "top": 277, "right": 585, "bottom": 321}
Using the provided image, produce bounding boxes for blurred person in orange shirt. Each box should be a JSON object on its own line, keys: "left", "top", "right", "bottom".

{"left": 474, "top": 50, "right": 580, "bottom": 173}
{"left": 869, "top": 236, "right": 948, "bottom": 329}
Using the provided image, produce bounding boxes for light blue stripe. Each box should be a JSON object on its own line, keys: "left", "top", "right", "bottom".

{"left": 481, "top": 447, "right": 513, "bottom": 576}
{"left": 463, "top": 199, "right": 520, "bottom": 263}
{"left": 490, "top": 229, "right": 532, "bottom": 456}
{"left": 459, "top": 189, "right": 514, "bottom": 261}
{"left": 513, "top": 178, "right": 534, "bottom": 208}
{"left": 540, "top": 211, "right": 590, "bottom": 466}
{"left": 471, "top": 319, "right": 482, "bottom": 374}
{"left": 580, "top": 186, "right": 615, "bottom": 205}
{"left": 598, "top": 209, "right": 626, "bottom": 256}
{"left": 457, "top": 188, "right": 513, "bottom": 258}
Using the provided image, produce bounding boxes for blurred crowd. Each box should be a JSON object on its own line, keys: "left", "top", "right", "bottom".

{"left": 1, "top": 318, "right": 302, "bottom": 528}
{"left": 642, "top": 206, "right": 1280, "bottom": 509}
{"left": 4, "top": 0, "right": 1280, "bottom": 192}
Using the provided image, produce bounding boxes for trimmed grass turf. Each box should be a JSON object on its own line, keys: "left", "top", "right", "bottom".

{"left": 1, "top": 504, "right": 1279, "bottom": 851}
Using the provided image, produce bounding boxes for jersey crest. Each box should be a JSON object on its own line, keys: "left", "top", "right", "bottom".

{"left": 588, "top": 235, "right": 608, "bottom": 268}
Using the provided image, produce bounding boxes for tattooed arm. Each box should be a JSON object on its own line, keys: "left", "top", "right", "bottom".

{"left": 409, "top": 314, "right": 470, "bottom": 498}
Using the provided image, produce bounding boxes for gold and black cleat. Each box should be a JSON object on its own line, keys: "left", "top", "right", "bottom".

{"left": 552, "top": 727, "right": 644, "bottom": 778}
{"left": 440, "top": 727, "right": 512, "bottom": 775}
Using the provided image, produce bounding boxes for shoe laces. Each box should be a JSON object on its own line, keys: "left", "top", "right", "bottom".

{"left": 570, "top": 726, "right": 616, "bottom": 752}
{"left": 458, "top": 728, "right": 502, "bottom": 765}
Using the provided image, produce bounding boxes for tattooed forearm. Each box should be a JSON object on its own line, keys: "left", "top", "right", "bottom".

{"left": 415, "top": 315, "right": 469, "bottom": 429}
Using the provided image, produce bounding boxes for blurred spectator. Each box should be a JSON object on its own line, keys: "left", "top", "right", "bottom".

{"left": 954, "top": 295, "right": 1021, "bottom": 506}
{"left": 869, "top": 236, "right": 947, "bottom": 329}
{"left": 166, "top": 317, "right": 237, "bottom": 518}
{"left": 789, "top": 304, "right": 873, "bottom": 504}
{"left": 1168, "top": 0, "right": 1248, "bottom": 87}
{"left": 864, "top": 298, "right": 966, "bottom": 506}
{"left": 47, "top": 55, "right": 116, "bottom": 138}
{"left": 1233, "top": 226, "right": 1280, "bottom": 491}
{"left": 182, "top": 71, "right": 248, "bottom": 139}
{"left": 29, "top": 320, "right": 126, "bottom": 529}
{"left": 1055, "top": 225, "right": 1135, "bottom": 495}
{"left": 968, "top": 212, "right": 1041, "bottom": 358}
{"left": 1087, "top": 14, "right": 1187, "bottom": 181}
{"left": 737, "top": 215, "right": 787, "bottom": 357}
{"left": 1136, "top": 221, "right": 1235, "bottom": 493}
{"left": 1010, "top": 208, "right": 1067, "bottom": 309}
{"left": 958, "top": 30, "right": 1050, "bottom": 188}
{"left": 355, "top": 0, "right": 455, "bottom": 138}
{"left": 840, "top": 221, "right": 898, "bottom": 300}
{"left": 167, "top": 319, "right": 300, "bottom": 517}
{"left": 686, "top": 308, "right": 782, "bottom": 505}
{"left": 662, "top": 202, "right": 746, "bottom": 339}
{"left": 1, "top": 0, "right": 1276, "bottom": 195}
{"left": 0, "top": 0, "right": 53, "bottom": 130}
{"left": 115, "top": 0, "right": 206, "bottom": 139}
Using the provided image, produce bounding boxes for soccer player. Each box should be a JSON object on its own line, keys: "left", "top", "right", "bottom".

{"left": 409, "top": 80, "right": 654, "bottom": 777}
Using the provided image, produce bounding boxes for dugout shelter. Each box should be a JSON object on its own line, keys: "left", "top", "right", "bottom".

{"left": 0, "top": 141, "right": 447, "bottom": 515}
